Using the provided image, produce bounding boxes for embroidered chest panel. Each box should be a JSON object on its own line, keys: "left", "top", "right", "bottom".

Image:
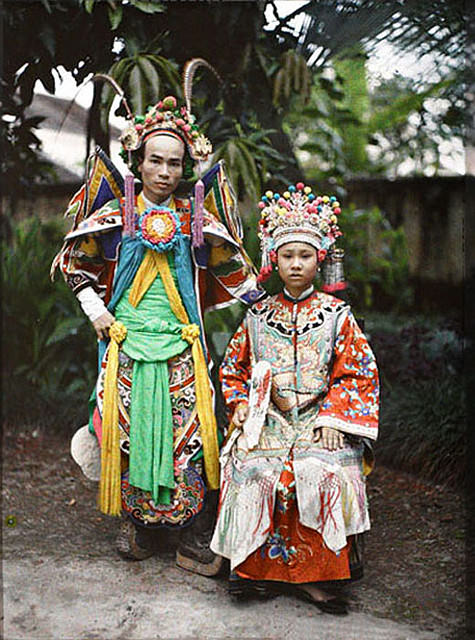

{"left": 247, "top": 293, "right": 347, "bottom": 401}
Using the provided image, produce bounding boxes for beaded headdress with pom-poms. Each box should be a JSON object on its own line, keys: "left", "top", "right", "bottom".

{"left": 118, "top": 58, "right": 219, "bottom": 173}
{"left": 257, "top": 182, "right": 346, "bottom": 292}
{"left": 118, "top": 95, "right": 212, "bottom": 166}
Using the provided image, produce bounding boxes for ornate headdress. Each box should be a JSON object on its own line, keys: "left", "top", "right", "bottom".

{"left": 93, "top": 58, "right": 220, "bottom": 247}
{"left": 257, "top": 181, "right": 346, "bottom": 292}
{"left": 118, "top": 95, "right": 213, "bottom": 172}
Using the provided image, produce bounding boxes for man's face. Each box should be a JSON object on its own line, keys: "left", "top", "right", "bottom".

{"left": 138, "top": 134, "right": 185, "bottom": 204}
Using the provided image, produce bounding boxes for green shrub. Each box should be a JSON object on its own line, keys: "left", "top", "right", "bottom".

{"left": 2, "top": 217, "right": 96, "bottom": 430}
{"left": 338, "top": 205, "right": 413, "bottom": 313}
{"left": 366, "top": 312, "right": 465, "bottom": 487}
{"left": 377, "top": 378, "right": 465, "bottom": 488}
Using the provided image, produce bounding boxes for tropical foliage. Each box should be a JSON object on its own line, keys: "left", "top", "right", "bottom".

{"left": 366, "top": 74, "right": 464, "bottom": 176}
{"left": 100, "top": 54, "right": 181, "bottom": 131}
{"left": 2, "top": 0, "right": 468, "bottom": 204}
{"left": 2, "top": 218, "right": 97, "bottom": 429}
{"left": 1, "top": 0, "right": 467, "bottom": 479}
{"left": 338, "top": 205, "right": 412, "bottom": 311}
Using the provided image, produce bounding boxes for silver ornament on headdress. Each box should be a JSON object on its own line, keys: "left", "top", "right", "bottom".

{"left": 321, "top": 247, "right": 346, "bottom": 293}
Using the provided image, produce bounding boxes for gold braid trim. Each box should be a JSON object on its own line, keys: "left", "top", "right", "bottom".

{"left": 98, "top": 321, "right": 127, "bottom": 515}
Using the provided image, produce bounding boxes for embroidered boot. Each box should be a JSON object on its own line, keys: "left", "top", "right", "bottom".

{"left": 176, "top": 490, "right": 224, "bottom": 576}
{"left": 115, "top": 517, "right": 155, "bottom": 560}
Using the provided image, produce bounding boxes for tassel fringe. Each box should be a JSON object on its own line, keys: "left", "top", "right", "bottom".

{"left": 322, "top": 281, "right": 347, "bottom": 293}
{"left": 123, "top": 173, "right": 135, "bottom": 236}
{"left": 192, "top": 178, "right": 205, "bottom": 248}
{"left": 98, "top": 321, "right": 127, "bottom": 516}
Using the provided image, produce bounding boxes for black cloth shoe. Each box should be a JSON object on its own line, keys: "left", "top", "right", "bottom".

{"left": 290, "top": 584, "right": 349, "bottom": 615}
{"left": 176, "top": 490, "right": 224, "bottom": 576}
{"left": 228, "top": 572, "right": 277, "bottom": 600}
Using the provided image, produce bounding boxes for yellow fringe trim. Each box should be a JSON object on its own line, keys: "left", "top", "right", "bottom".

{"left": 98, "top": 321, "right": 127, "bottom": 515}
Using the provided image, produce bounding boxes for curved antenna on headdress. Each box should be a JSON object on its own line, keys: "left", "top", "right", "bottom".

{"left": 54, "top": 81, "right": 91, "bottom": 145}
{"left": 91, "top": 74, "right": 136, "bottom": 236}
{"left": 183, "top": 58, "right": 223, "bottom": 113}
{"left": 91, "top": 73, "right": 134, "bottom": 121}
{"left": 54, "top": 74, "right": 133, "bottom": 146}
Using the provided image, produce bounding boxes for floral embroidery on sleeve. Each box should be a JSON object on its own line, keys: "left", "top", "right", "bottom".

{"left": 315, "top": 310, "right": 379, "bottom": 440}
{"left": 219, "top": 319, "right": 252, "bottom": 417}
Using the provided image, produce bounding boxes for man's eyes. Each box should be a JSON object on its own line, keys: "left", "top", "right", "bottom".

{"left": 148, "top": 159, "right": 181, "bottom": 166}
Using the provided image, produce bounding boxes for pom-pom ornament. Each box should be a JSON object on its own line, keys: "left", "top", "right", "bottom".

{"left": 136, "top": 207, "right": 182, "bottom": 252}
{"left": 256, "top": 183, "right": 345, "bottom": 286}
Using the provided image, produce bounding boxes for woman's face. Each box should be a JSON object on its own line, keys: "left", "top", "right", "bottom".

{"left": 276, "top": 242, "right": 318, "bottom": 295}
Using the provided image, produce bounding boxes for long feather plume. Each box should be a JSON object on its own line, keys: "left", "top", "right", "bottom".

{"left": 54, "top": 74, "right": 133, "bottom": 163}
{"left": 92, "top": 74, "right": 136, "bottom": 235}
{"left": 92, "top": 73, "right": 134, "bottom": 121}
{"left": 182, "top": 58, "right": 223, "bottom": 113}
{"left": 54, "top": 82, "right": 90, "bottom": 147}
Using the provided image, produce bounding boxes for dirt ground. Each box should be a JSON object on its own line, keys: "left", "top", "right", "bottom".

{"left": 2, "top": 427, "right": 467, "bottom": 639}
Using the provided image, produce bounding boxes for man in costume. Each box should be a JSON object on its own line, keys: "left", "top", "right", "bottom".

{"left": 52, "top": 88, "right": 263, "bottom": 575}
{"left": 211, "top": 183, "right": 379, "bottom": 612}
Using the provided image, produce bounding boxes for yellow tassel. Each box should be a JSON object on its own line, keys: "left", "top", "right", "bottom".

{"left": 362, "top": 453, "right": 375, "bottom": 477}
{"left": 191, "top": 338, "right": 220, "bottom": 488}
{"left": 98, "top": 321, "right": 127, "bottom": 515}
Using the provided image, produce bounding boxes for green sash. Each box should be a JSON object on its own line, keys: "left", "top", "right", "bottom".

{"left": 115, "top": 257, "right": 188, "bottom": 504}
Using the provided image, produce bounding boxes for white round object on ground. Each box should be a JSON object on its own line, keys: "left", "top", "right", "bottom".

{"left": 70, "top": 425, "right": 101, "bottom": 481}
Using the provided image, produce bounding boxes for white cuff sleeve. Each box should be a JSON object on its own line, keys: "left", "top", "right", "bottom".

{"left": 76, "top": 287, "right": 108, "bottom": 323}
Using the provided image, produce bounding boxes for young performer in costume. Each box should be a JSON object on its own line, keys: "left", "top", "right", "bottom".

{"left": 211, "top": 183, "right": 380, "bottom": 612}
{"left": 52, "top": 65, "right": 263, "bottom": 575}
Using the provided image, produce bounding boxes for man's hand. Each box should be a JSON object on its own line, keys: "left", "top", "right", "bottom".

{"left": 313, "top": 426, "right": 345, "bottom": 451}
{"left": 231, "top": 402, "right": 249, "bottom": 430}
{"left": 92, "top": 310, "right": 116, "bottom": 341}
